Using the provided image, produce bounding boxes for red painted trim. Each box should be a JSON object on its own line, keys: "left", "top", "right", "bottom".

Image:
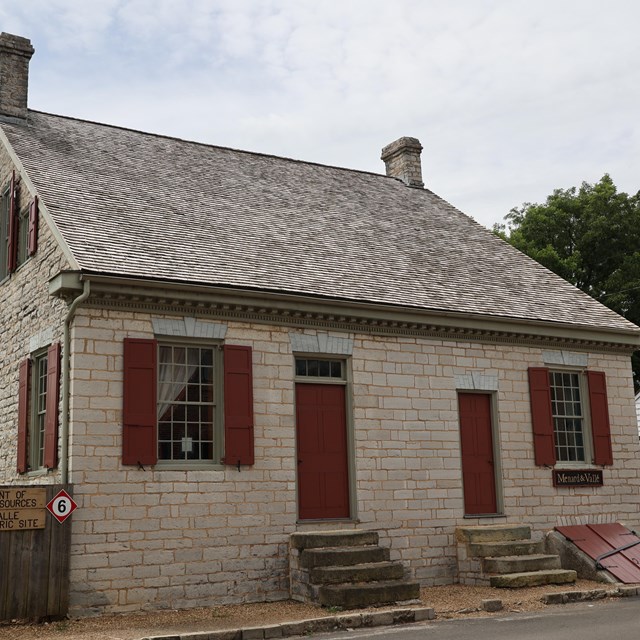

{"left": 122, "top": 338, "right": 158, "bottom": 465}
{"left": 43, "top": 343, "right": 61, "bottom": 469}
{"left": 528, "top": 367, "right": 556, "bottom": 466}
{"left": 16, "top": 358, "right": 30, "bottom": 473}
{"left": 223, "top": 345, "right": 254, "bottom": 466}
{"left": 7, "top": 171, "right": 18, "bottom": 273}
{"left": 27, "top": 195, "right": 38, "bottom": 256}
{"left": 587, "top": 371, "right": 613, "bottom": 466}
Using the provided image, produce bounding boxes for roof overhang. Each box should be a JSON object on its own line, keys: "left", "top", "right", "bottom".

{"left": 49, "top": 271, "right": 640, "bottom": 353}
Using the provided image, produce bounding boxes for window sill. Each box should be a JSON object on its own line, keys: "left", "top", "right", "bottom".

{"left": 296, "top": 518, "right": 361, "bottom": 525}
{"left": 553, "top": 463, "right": 601, "bottom": 469}
{"left": 25, "top": 468, "right": 51, "bottom": 478}
{"left": 152, "top": 462, "right": 226, "bottom": 472}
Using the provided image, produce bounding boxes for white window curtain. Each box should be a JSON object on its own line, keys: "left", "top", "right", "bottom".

{"left": 157, "top": 347, "right": 200, "bottom": 421}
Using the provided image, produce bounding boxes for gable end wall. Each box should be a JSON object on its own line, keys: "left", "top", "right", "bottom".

{"left": 0, "top": 143, "right": 70, "bottom": 483}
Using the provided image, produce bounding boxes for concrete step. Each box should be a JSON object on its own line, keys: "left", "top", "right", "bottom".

{"left": 290, "top": 530, "right": 379, "bottom": 550}
{"left": 483, "top": 554, "right": 561, "bottom": 575}
{"left": 456, "top": 525, "right": 532, "bottom": 544}
{"left": 310, "top": 560, "right": 405, "bottom": 585}
{"left": 319, "top": 579, "right": 421, "bottom": 608}
{"left": 468, "top": 539, "right": 544, "bottom": 558}
{"left": 490, "top": 569, "right": 577, "bottom": 588}
{"left": 300, "top": 545, "right": 390, "bottom": 569}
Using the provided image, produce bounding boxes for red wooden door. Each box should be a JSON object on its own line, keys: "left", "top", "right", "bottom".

{"left": 296, "top": 384, "right": 350, "bottom": 520}
{"left": 458, "top": 393, "right": 498, "bottom": 515}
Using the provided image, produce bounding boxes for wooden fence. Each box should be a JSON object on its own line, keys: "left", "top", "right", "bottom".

{"left": 0, "top": 484, "right": 72, "bottom": 621}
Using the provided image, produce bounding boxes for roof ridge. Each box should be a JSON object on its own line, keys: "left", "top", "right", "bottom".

{"left": 26, "top": 109, "right": 392, "bottom": 181}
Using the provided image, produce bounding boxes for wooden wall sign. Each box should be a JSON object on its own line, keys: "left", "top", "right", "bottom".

{"left": 0, "top": 487, "right": 47, "bottom": 530}
{"left": 553, "top": 469, "right": 603, "bottom": 487}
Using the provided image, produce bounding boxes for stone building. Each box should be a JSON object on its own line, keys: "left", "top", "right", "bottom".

{"left": 1, "top": 32, "right": 640, "bottom": 616}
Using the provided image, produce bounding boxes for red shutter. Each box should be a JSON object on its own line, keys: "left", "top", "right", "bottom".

{"left": 16, "top": 358, "right": 30, "bottom": 473}
{"left": 7, "top": 171, "right": 17, "bottom": 273}
{"left": 223, "top": 345, "right": 254, "bottom": 466}
{"left": 27, "top": 196, "right": 38, "bottom": 256}
{"left": 43, "top": 342, "right": 61, "bottom": 469}
{"left": 528, "top": 367, "right": 556, "bottom": 466}
{"left": 122, "top": 338, "right": 158, "bottom": 465}
{"left": 587, "top": 371, "right": 613, "bottom": 466}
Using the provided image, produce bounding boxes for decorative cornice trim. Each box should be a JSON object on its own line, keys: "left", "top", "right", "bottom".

{"left": 49, "top": 272, "right": 640, "bottom": 355}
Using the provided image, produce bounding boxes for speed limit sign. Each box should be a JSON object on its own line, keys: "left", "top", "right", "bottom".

{"left": 46, "top": 489, "right": 78, "bottom": 524}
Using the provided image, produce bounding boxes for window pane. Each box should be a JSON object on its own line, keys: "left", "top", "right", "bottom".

{"left": 295, "top": 358, "right": 345, "bottom": 379}
{"left": 32, "top": 354, "right": 48, "bottom": 470}
{"left": 17, "top": 210, "right": 28, "bottom": 266}
{"left": 157, "top": 344, "right": 216, "bottom": 461}
{"left": 307, "top": 360, "right": 319, "bottom": 376}
{"left": 549, "top": 371, "right": 585, "bottom": 462}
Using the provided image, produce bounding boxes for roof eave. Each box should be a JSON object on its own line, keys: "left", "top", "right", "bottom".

{"left": 49, "top": 271, "right": 640, "bottom": 351}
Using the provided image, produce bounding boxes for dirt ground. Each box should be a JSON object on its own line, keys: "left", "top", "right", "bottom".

{"left": 0, "top": 580, "right": 619, "bottom": 640}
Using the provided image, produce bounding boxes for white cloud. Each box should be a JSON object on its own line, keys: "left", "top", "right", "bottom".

{"left": 5, "top": 0, "right": 640, "bottom": 226}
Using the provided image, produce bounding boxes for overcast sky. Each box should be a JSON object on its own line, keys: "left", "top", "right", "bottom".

{"left": 2, "top": 0, "right": 639, "bottom": 228}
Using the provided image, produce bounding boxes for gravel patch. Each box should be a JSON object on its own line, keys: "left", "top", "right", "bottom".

{"left": 0, "top": 580, "right": 618, "bottom": 640}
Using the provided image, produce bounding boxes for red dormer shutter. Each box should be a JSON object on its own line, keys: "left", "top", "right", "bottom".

{"left": 123, "top": 338, "right": 158, "bottom": 465}
{"left": 528, "top": 367, "right": 556, "bottom": 466}
{"left": 27, "top": 195, "right": 38, "bottom": 256}
{"left": 587, "top": 371, "right": 613, "bottom": 466}
{"left": 44, "top": 342, "right": 61, "bottom": 469}
{"left": 223, "top": 345, "right": 254, "bottom": 466}
{"left": 17, "top": 358, "right": 30, "bottom": 473}
{"left": 7, "top": 170, "right": 18, "bottom": 273}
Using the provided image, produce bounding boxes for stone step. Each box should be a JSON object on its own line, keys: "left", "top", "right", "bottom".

{"left": 319, "top": 579, "right": 421, "bottom": 608}
{"left": 310, "top": 561, "right": 405, "bottom": 585}
{"left": 290, "top": 530, "right": 379, "bottom": 550}
{"left": 456, "top": 525, "right": 532, "bottom": 544}
{"left": 490, "top": 569, "right": 577, "bottom": 588}
{"left": 468, "top": 539, "right": 544, "bottom": 558}
{"left": 482, "top": 554, "right": 561, "bottom": 575}
{"left": 300, "top": 545, "right": 390, "bottom": 569}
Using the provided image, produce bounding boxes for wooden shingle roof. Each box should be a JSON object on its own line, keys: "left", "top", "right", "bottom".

{"left": 3, "top": 110, "right": 638, "bottom": 336}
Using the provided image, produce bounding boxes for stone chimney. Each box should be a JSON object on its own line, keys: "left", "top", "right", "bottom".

{"left": 0, "top": 33, "right": 34, "bottom": 120}
{"left": 380, "top": 137, "right": 424, "bottom": 188}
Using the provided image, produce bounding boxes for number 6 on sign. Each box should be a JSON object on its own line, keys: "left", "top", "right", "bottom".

{"left": 46, "top": 489, "right": 78, "bottom": 523}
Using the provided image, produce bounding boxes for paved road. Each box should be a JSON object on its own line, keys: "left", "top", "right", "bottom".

{"left": 308, "top": 598, "right": 640, "bottom": 640}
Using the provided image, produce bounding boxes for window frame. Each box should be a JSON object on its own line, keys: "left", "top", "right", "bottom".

{"left": 29, "top": 348, "right": 49, "bottom": 471}
{"left": 17, "top": 342, "right": 60, "bottom": 475}
{"left": 16, "top": 204, "right": 29, "bottom": 269}
{"left": 548, "top": 368, "right": 593, "bottom": 466}
{"left": 294, "top": 356, "right": 347, "bottom": 385}
{"left": 155, "top": 338, "right": 224, "bottom": 467}
{"left": 0, "top": 182, "right": 9, "bottom": 281}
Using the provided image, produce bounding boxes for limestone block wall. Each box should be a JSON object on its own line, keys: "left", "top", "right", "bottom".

{"left": 0, "top": 145, "right": 70, "bottom": 484}
{"left": 66, "top": 309, "right": 640, "bottom": 615}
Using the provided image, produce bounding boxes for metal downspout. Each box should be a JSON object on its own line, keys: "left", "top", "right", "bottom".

{"left": 60, "top": 280, "right": 90, "bottom": 485}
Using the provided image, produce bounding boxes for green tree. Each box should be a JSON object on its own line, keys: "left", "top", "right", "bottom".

{"left": 495, "top": 175, "right": 640, "bottom": 389}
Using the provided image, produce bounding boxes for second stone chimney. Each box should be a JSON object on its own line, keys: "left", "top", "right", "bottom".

{"left": 0, "top": 32, "right": 34, "bottom": 120}
{"left": 381, "top": 137, "right": 424, "bottom": 188}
